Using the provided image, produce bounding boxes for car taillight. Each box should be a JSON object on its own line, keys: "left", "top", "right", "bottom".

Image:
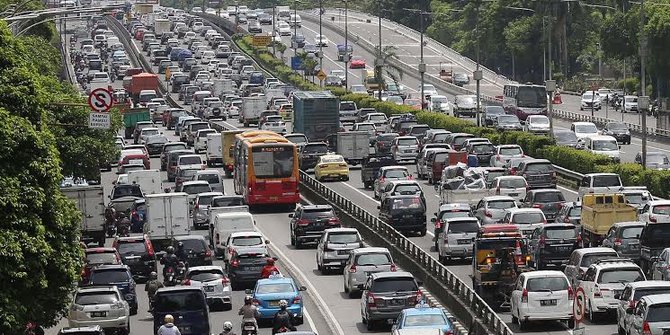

{"left": 348, "top": 265, "right": 357, "bottom": 273}
{"left": 434, "top": 219, "right": 442, "bottom": 229}
{"left": 222, "top": 277, "right": 230, "bottom": 285}
{"left": 650, "top": 216, "right": 657, "bottom": 223}
{"left": 510, "top": 168, "right": 517, "bottom": 175}
{"left": 380, "top": 177, "right": 385, "bottom": 183}
{"left": 328, "top": 217, "right": 340, "bottom": 225}
{"left": 366, "top": 292, "right": 376, "bottom": 306}
{"left": 292, "top": 296, "right": 301, "bottom": 304}
{"left": 390, "top": 263, "right": 397, "bottom": 272}
{"left": 593, "top": 286, "right": 602, "bottom": 297}
{"left": 231, "top": 259, "right": 239, "bottom": 267}
{"left": 568, "top": 286, "right": 574, "bottom": 300}
{"left": 183, "top": 279, "right": 191, "bottom": 285}
{"left": 205, "top": 249, "right": 212, "bottom": 257}
{"left": 539, "top": 235, "right": 546, "bottom": 247}
{"left": 318, "top": 164, "right": 327, "bottom": 168}
{"left": 614, "top": 238, "right": 623, "bottom": 246}
{"left": 194, "top": 204, "right": 199, "bottom": 210}
{"left": 297, "top": 219, "right": 310, "bottom": 226}
{"left": 521, "top": 288, "right": 528, "bottom": 303}
{"left": 533, "top": 204, "right": 544, "bottom": 209}
{"left": 643, "top": 321, "right": 652, "bottom": 335}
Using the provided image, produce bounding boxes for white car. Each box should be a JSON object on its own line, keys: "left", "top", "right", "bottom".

{"left": 184, "top": 265, "right": 232, "bottom": 310}
{"left": 207, "top": 59, "right": 221, "bottom": 72}
{"left": 224, "top": 232, "right": 268, "bottom": 263}
{"left": 184, "top": 31, "right": 197, "bottom": 43}
{"left": 276, "top": 21, "right": 291, "bottom": 36}
{"left": 194, "top": 129, "right": 217, "bottom": 153}
{"left": 201, "top": 50, "right": 215, "bottom": 64}
{"left": 638, "top": 200, "right": 670, "bottom": 224}
{"left": 420, "top": 84, "right": 439, "bottom": 98}
{"left": 510, "top": 270, "right": 574, "bottom": 330}
{"left": 525, "top": 115, "right": 550, "bottom": 134}
{"left": 314, "top": 34, "right": 329, "bottom": 47}
{"left": 623, "top": 95, "right": 639, "bottom": 113}
{"left": 192, "top": 21, "right": 204, "bottom": 32}
{"left": 616, "top": 281, "right": 670, "bottom": 335}
{"left": 501, "top": 208, "right": 547, "bottom": 237}
{"left": 580, "top": 90, "right": 602, "bottom": 110}
{"left": 139, "top": 127, "right": 160, "bottom": 144}
{"left": 490, "top": 176, "right": 528, "bottom": 202}
{"left": 428, "top": 95, "right": 452, "bottom": 114}
{"left": 571, "top": 121, "right": 599, "bottom": 140}
{"left": 68, "top": 286, "right": 130, "bottom": 332}
{"left": 490, "top": 144, "right": 524, "bottom": 167}
{"left": 261, "top": 120, "right": 287, "bottom": 134}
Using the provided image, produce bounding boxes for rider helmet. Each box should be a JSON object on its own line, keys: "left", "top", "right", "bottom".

{"left": 279, "top": 300, "right": 288, "bottom": 309}
{"left": 245, "top": 295, "right": 253, "bottom": 304}
{"left": 166, "top": 246, "right": 175, "bottom": 254}
{"left": 164, "top": 314, "right": 174, "bottom": 323}
{"left": 150, "top": 271, "right": 158, "bottom": 280}
{"left": 223, "top": 321, "right": 233, "bottom": 331}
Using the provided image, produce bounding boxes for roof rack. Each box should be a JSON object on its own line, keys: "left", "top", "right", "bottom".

{"left": 592, "top": 258, "right": 635, "bottom": 265}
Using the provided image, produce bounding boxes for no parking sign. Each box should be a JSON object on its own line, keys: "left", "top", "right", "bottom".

{"left": 574, "top": 286, "right": 586, "bottom": 333}
{"left": 88, "top": 88, "right": 114, "bottom": 112}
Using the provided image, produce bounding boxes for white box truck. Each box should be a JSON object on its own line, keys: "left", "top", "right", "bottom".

{"left": 330, "top": 131, "right": 370, "bottom": 165}
{"left": 206, "top": 133, "right": 223, "bottom": 167}
{"left": 60, "top": 185, "right": 106, "bottom": 246}
{"left": 238, "top": 96, "right": 266, "bottom": 127}
{"left": 210, "top": 211, "right": 256, "bottom": 256}
{"left": 154, "top": 18, "right": 171, "bottom": 38}
{"left": 144, "top": 192, "right": 190, "bottom": 251}
{"left": 127, "top": 169, "right": 163, "bottom": 195}
{"left": 213, "top": 79, "right": 236, "bottom": 97}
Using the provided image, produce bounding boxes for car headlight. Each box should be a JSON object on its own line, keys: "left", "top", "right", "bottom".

{"left": 125, "top": 293, "right": 135, "bottom": 301}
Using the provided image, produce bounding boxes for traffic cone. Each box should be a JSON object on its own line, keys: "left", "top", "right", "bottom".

{"left": 514, "top": 240, "right": 524, "bottom": 265}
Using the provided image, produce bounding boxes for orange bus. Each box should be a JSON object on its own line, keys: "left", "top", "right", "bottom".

{"left": 233, "top": 135, "right": 299, "bottom": 206}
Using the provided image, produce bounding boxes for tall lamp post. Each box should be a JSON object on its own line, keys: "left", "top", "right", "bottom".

{"left": 293, "top": 0, "right": 299, "bottom": 56}
{"left": 343, "top": 0, "right": 349, "bottom": 90}
{"left": 318, "top": 0, "right": 323, "bottom": 83}
{"left": 375, "top": 0, "right": 382, "bottom": 100}
{"left": 639, "top": 0, "right": 648, "bottom": 170}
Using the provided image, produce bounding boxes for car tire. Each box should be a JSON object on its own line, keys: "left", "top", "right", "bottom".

{"left": 518, "top": 317, "right": 528, "bottom": 331}
{"left": 618, "top": 325, "right": 626, "bottom": 335}
{"left": 419, "top": 228, "right": 427, "bottom": 237}
{"left": 567, "top": 317, "right": 575, "bottom": 329}
{"left": 295, "top": 315, "right": 304, "bottom": 325}
{"left": 366, "top": 319, "right": 375, "bottom": 331}
{"left": 588, "top": 302, "right": 598, "bottom": 323}
{"left": 344, "top": 282, "right": 350, "bottom": 293}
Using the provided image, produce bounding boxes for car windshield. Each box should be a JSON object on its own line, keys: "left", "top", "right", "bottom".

{"left": 486, "top": 107, "right": 504, "bottom": 115}
{"left": 457, "top": 96, "right": 475, "bottom": 104}
{"left": 357, "top": 124, "right": 375, "bottom": 131}
{"left": 526, "top": 277, "right": 568, "bottom": 291}
{"left": 472, "top": 144, "right": 494, "bottom": 154}
{"left": 111, "top": 185, "right": 143, "bottom": 198}
{"left": 597, "top": 269, "right": 645, "bottom": 284}
{"left": 232, "top": 236, "right": 263, "bottom": 246}
{"left": 180, "top": 156, "right": 202, "bottom": 165}
{"left": 87, "top": 252, "right": 117, "bottom": 264}
{"left": 303, "top": 144, "right": 328, "bottom": 154}
{"left": 256, "top": 283, "right": 294, "bottom": 294}
{"left": 384, "top": 169, "right": 409, "bottom": 179}
{"left": 286, "top": 136, "right": 307, "bottom": 144}
{"left": 498, "top": 116, "right": 519, "bottom": 124}
{"left": 75, "top": 292, "right": 119, "bottom": 305}
{"left": 403, "top": 314, "right": 447, "bottom": 327}
{"left": 371, "top": 278, "right": 417, "bottom": 292}
{"left": 592, "top": 175, "right": 622, "bottom": 187}
{"left": 575, "top": 124, "right": 598, "bottom": 133}
{"left": 645, "top": 303, "right": 670, "bottom": 323}
{"left": 633, "top": 288, "right": 670, "bottom": 301}
{"left": 446, "top": 220, "right": 479, "bottom": 233}
{"left": 188, "top": 270, "right": 224, "bottom": 282}
{"left": 488, "top": 200, "right": 516, "bottom": 209}
{"left": 180, "top": 239, "right": 206, "bottom": 252}
{"left": 211, "top": 196, "right": 244, "bottom": 207}
{"left": 545, "top": 227, "right": 578, "bottom": 239}
{"left": 592, "top": 140, "right": 619, "bottom": 151}
{"left": 499, "top": 178, "right": 526, "bottom": 188}
{"left": 580, "top": 253, "right": 619, "bottom": 267}
{"left": 512, "top": 212, "right": 545, "bottom": 224}
{"left": 620, "top": 226, "right": 643, "bottom": 239}
{"left": 530, "top": 117, "right": 549, "bottom": 124}
{"left": 198, "top": 130, "right": 215, "bottom": 137}
{"left": 89, "top": 269, "right": 129, "bottom": 284}
{"left": 302, "top": 209, "right": 336, "bottom": 220}
{"left": 397, "top": 138, "right": 418, "bottom": 146}
{"left": 525, "top": 163, "right": 553, "bottom": 173}
{"left": 179, "top": 169, "right": 199, "bottom": 179}
{"left": 439, "top": 210, "right": 470, "bottom": 221}
{"left": 394, "top": 185, "right": 421, "bottom": 195}
{"left": 117, "top": 241, "right": 146, "bottom": 255}
{"left": 154, "top": 291, "right": 205, "bottom": 312}
{"left": 500, "top": 147, "right": 522, "bottom": 156}
{"left": 433, "top": 133, "right": 449, "bottom": 142}
{"left": 535, "top": 192, "right": 565, "bottom": 202}
{"left": 369, "top": 114, "right": 386, "bottom": 121}
{"left": 607, "top": 123, "right": 627, "bottom": 130}
{"left": 197, "top": 173, "right": 220, "bottom": 185}
{"left": 356, "top": 253, "right": 391, "bottom": 266}
{"left": 555, "top": 131, "right": 577, "bottom": 142}
{"left": 328, "top": 232, "right": 359, "bottom": 244}
{"left": 182, "top": 184, "right": 211, "bottom": 194}
{"left": 641, "top": 224, "right": 670, "bottom": 245}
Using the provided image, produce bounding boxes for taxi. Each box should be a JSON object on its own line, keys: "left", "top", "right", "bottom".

{"left": 247, "top": 274, "right": 307, "bottom": 324}
{"left": 391, "top": 303, "right": 454, "bottom": 335}
{"left": 314, "top": 154, "right": 350, "bottom": 182}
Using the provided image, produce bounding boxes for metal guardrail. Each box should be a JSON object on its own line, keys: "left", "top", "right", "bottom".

{"left": 299, "top": 170, "right": 512, "bottom": 335}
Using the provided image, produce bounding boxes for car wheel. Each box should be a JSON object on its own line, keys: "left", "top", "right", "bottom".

{"left": 567, "top": 317, "right": 575, "bottom": 329}
{"left": 344, "top": 281, "right": 350, "bottom": 293}
{"left": 125, "top": 319, "right": 131, "bottom": 335}
{"left": 366, "top": 319, "right": 375, "bottom": 331}
{"left": 589, "top": 302, "right": 598, "bottom": 322}
{"left": 295, "top": 238, "right": 302, "bottom": 249}
{"left": 618, "top": 325, "right": 626, "bottom": 335}
{"left": 419, "top": 228, "right": 427, "bottom": 237}
{"left": 295, "top": 315, "right": 304, "bottom": 325}
{"left": 290, "top": 231, "right": 296, "bottom": 246}
{"left": 518, "top": 317, "right": 527, "bottom": 331}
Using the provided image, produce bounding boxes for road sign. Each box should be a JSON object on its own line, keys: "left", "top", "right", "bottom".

{"left": 316, "top": 69, "right": 327, "bottom": 81}
{"left": 89, "top": 112, "right": 111, "bottom": 129}
{"left": 252, "top": 34, "right": 271, "bottom": 47}
{"left": 574, "top": 287, "right": 586, "bottom": 324}
{"left": 291, "top": 56, "right": 304, "bottom": 70}
{"left": 88, "top": 88, "right": 114, "bottom": 112}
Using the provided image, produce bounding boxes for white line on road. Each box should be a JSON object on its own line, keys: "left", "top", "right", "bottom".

{"left": 303, "top": 309, "right": 317, "bottom": 333}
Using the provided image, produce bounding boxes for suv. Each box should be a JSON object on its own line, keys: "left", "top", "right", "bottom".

{"left": 373, "top": 166, "right": 411, "bottom": 199}
{"left": 555, "top": 201, "right": 582, "bottom": 225}
{"left": 578, "top": 259, "right": 645, "bottom": 321}
{"left": 228, "top": 250, "right": 271, "bottom": 290}
{"left": 173, "top": 235, "right": 214, "bottom": 267}
{"left": 473, "top": 196, "right": 518, "bottom": 225}
{"left": 510, "top": 270, "right": 574, "bottom": 330}
{"left": 315, "top": 227, "right": 363, "bottom": 274}
{"left": 378, "top": 194, "right": 427, "bottom": 236}
{"left": 602, "top": 221, "right": 645, "bottom": 262}
{"left": 343, "top": 247, "right": 396, "bottom": 297}
{"left": 88, "top": 264, "right": 138, "bottom": 315}
{"left": 153, "top": 286, "right": 210, "bottom": 335}
{"left": 167, "top": 149, "right": 196, "bottom": 182}
{"left": 289, "top": 205, "right": 341, "bottom": 248}
{"left": 82, "top": 247, "right": 122, "bottom": 284}
{"left": 360, "top": 272, "right": 422, "bottom": 330}
{"left": 564, "top": 247, "right": 620, "bottom": 288}
{"left": 192, "top": 191, "right": 224, "bottom": 229}
{"left": 517, "top": 159, "right": 557, "bottom": 189}
{"left": 67, "top": 286, "right": 130, "bottom": 332}
{"left": 113, "top": 235, "right": 157, "bottom": 282}
{"left": 639, "top": 218, "right": 670, "bottom": 276}
{"left": 431, "top": 203, "right": 472, "bottom": 249}
{"left": 160, "top": 142, "right": 187, "bottom": 171}
{"left": 527, "top": 224, "right": 579, "bottom": 269}
{"left": 58, "top": 326, "right": 105, "bottom": 335}
{"left": 625, "top": 293, "right": 670, "bottom": 335}
{"left": 520, "top": 189, "right": 566, "bottom": 221}
{"left": 436, "top": 217, "right": 480, "bottom": 264}
{"left": 616, "top": 281, "right": 670, "bottom": 335}
{"left": 577, "top": 173, "right": 623, "bottom": 200}
{"left": 299, "top": 142, "right": 329, "bottom": 170}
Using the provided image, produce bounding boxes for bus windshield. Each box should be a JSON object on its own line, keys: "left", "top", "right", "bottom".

{"left": 252, "top": 145, "right": 294, "bottom": 178}
{"left": 517, "top": 86, "right": 546, "bottom": 108}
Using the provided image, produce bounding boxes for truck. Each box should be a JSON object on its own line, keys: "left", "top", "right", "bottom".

{"left": 122, "top": 107, "right": 151, "bottom": 139}
{"left": 221, "top": 130, "right": 243, "bottom": 177}
{"left": 472, "top": 224, "right": 531, "bottom": 310}
{"left": 153, "top": 18, "right": 171, "bottom": 38}
{"left": 292, "top": 90, "right": 340, "bottom": 142}
{"left": 324, "top": 131, "right": 369, "bottom": 165}
{"left": 126, "top": 73, "right": 159, "bottom": 105}
{"left": 213, "top": 78, "right": 236, "bottom": 98}
{"left": 439, "top": 68, "right": 453, "bottom": 83}
{"left": 275, "top": 5, "right": 290, "bottom": 20}
{"left": 143, "top": 192, "right": 190, "bottom": 251}
{"left": 206, "top": 133, "right": 223, "bottom": 167}
{"left": 127, "top": 169, "right": 163, "bottom": 195}
{"left": 60, "top": 185, "right": 106, "bottom": 247}
{"left": 238, "top": 96, "right": 266, "bottom": 127}
{"left": 580, "top": 193, "right": 638, "bottom": 248}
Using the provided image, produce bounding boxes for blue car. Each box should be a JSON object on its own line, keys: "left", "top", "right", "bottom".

{"left": 88, "top": 264, "right": 138, "bottom": 315}
{"left": 248, "top": 274, "right": 306, "bottom": 324}
{"left": 391, "top": 304, "right": 453, "bottom": 335}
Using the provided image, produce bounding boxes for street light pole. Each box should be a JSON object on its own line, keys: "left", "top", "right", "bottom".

{"left": 344, "top": 0, "right": 349, "bottom": 90}
{"left": 419, "top": 11, "right": 425, "bottom": 106}
{"left": 376, "top": 0, "right": 382, "bottom": 100}
{"left": 640, "top": 0, "right": 648, "bottom": 170}
{"left": 293, "top": 0, "right": 297, "bottom": 56}
{"left": 318, "top": 0, "right": 323, "bottom": 81}
{"left": 474, "top": 3, "right": 482, "bottom": 127}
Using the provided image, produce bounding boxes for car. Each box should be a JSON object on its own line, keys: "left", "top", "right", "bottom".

{"left": 490, "top": 144, "right": 524, "bottom": 167}
{"left": 87, "top": 264, "right": 138, "bottom": 315}
{"left": 81, "top": 247, "right": 122, "bottom": 283}
{"left": 464, "top": 141, "right": 496, "bottom": 167}
{"left": 284, "top": 133, "right": 308, "bottom": 148}
{"left": 555, "top": 201, "right": 582, "bottom": 225}
{"left": 571, "top": 121, "right": 599, "bottom": 140}
{"left": 350, "top": 84, "right": 367, "bottom": 94}
{"left": 580, "top": 259, "right": 645, "bottom": 321}
{"left": 510, "top": 270, "right": 574, "bottom": 330}
{"left": 482, "top": 106, "right": 505, "bottom": 127}
{"left": 582, "top": 135, "right": 621, "bottom": 163}
{"left": 635, "top": 151, "right": 670, "bottom": 170}
{"left": 473, "top": 196, "right": 518, "bottom": 225}
{"left": 639, "top": 219, "right": 670, "bottom": 276}
{"left": 343, "top": 247, "right": 396, "bottom": 297}
{"left": 524, "top": 115, "right": 551, "bottom": 134}
{"left": 314, "top": 34, "right": 329, "bottom": 46}
{"left": 564, "top": 247, "right": 620, "bottom": 288}
{"left": 172, "top": 235, "right": 214, "bottom": 266}
{"left": 360, "top": 272, "right": 422, "bottom": 330}
{"left": 291, "top": 34, "right": 306, "bottom": 48}
{"left": 289, "top": 204, "right": 341, "bottom": 248}
{"left": 315, "top": 227, "right": 363, "bottom": 274}
{"left": 379, "top": 179, "right": 424, "bottom": 204}
{"left": 378, "top": 194, "right": 427, "bottom": 236}
{"left": 527, "top": 223, "right": 579, "bottom": 269}
{"left": 495, "top": 114, "right": 523, "bottom": 131}
{"left": 553, "top": 129, "right": 579, "bottom": 148}
{"left": 374, "top": 133, "right": 399, "bottom": 154}
{"left": 501, "top": 208, "right": 547, "bottom": 237}
{"left": 602, "top": 122, "right": 631, "bottom": 144}
{"left": 637, "top": 200, "right": 670, "bottom": 224}
{"left": 349, "top": 55, "right": 366, "bottom": 69}
{"left": 314, "top": 154, "right": 349, "bottom": 182}
{"left": 67, "top": 286, "right": 130, "bottom": 332}
{"left": 260, "top": 120, "right": 287, "bottom": 134}
{"left": 193, "top": 129, "right": 216, "bottom": 153}
{"left": 112, "top": 235, "right": 157, "bottom": 283}
{"left": 625, "top": 293, "right": 670, "bottom": 335}
{"left": 183, "top": 265, "right": 232, "bottom": 310}
{"left": 391, "top": 304, "right": 454, "bottom": 334}
{"left": 373, "top": 166, "right": 411, "bottom": 199}
{"left": 517, "top": 159, "right": 557, "bottom": 189}
{"left": 224, "top": 232, "right": 269, "bottom": 263}
{"left": 57, "top": 325, "right": 105, "bottom": 335}
{"left": 580, "top": 90, "right": 602, "bottom": 110}
{"left": 249, "top": 274, "right": 306, "bottom": 323}
{"left": 490, "top": 176, "right": 528, "bottom": 202}
{"left": 391, "top": 136, "right": 420, "bottom": 163}
{"left": 623, "top": 95, "right": 638, "bottom": 113}
{"left": 520, "top": 188, "right": 566, "bottom": 221}
{"left": 144, "top": 135, "right": 169, "bottom": 157}
{"left": 616, "top": 281, "right": 670, "bottom": 335}
{"left": 152, "top": 286, "right": 211, "bottom": 335}
{"left": 174, "top": 167, "right": 199, "bottom": 189}
{"left": 602, "top": 221, "right": 645, "bottom": 262}
{"left": 176, "top": 180, "right": 212, "bottom": 205}
{"left": 431, "top": 203, "right": 472, "bottom": 248}
{"left": 248, "top": 21, "right": 262, "bottom": 33}
{"left": 324, "top": 75, "right": 343, "bottom": 87}
{"left": 453, "top": 95, "right": 477, "bottom": 117}
{"left": 299, "top": 142, "right": 329, "bottom": 171}
{"left": 276, "top": 21, "right": 291, "bottom": 35}
{"left": 227, "top": 250, "right": 270, "bottom": 290}
{"left": 192, "top": 191, "right": 224, "bottom": 229}
{"left": 436, "top": 217, "right": 480, "bottom": 263}
{"left": 211, "top": 195, "right": 245, "bottom": 208}
{"left": 651, "top": 248, "right": 670, "bottom": 280}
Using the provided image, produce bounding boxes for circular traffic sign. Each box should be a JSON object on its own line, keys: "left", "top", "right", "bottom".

{"left": 574, "top": 287, "right": 586, "bottom": 323}
{"left": 88, "top": 88, "right": 114, "bottom": 112}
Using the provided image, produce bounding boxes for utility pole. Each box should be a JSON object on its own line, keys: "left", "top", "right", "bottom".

{"left": 419, "top": 10, "right": 425, "bottom": 107}
{"left": 293, "top": 0, "right": 297, "bottom": 56}
{"left": 640, "top": 0, "right": 648, "bottom": 170}
{"left": 318, "top": 0, "right": 323, "bottom": 79}
{"left": 376, "top": 0, "right": 382, "bottom": 101}
{"left": 474, "top": 3, "right": 482, "bottom": 127}
{"left": 344, "top": 0, "right": 349, "bottom": 90}
{"left": 272, "top": 4, "right": 276, "bottom": 56}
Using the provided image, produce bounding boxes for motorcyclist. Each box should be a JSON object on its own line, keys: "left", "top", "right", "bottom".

{"left": 145, "top": 271, "right": 164, "bottom": 311}
{"left": 117, "top": 212, "right": 131, "bottom": 236}
{"left": 238, "top": 295, "right": 260, "bottom": 332}
{"left": 260, "top": 258, "right": 279, "bottom": 279}
{"left": 104, "top": 206, "right": 116, "bottom": 236}
{"left": 175, "top": 241, "right": 188, "bottom": 262}
{"left": 220, "top": 321, "right": 237, "bottom": 335}
{"left": 271, "top": 300, "right": 296, "bottom": 334}
{"left": 161, "top": 246, "right": 179, "bottom": 278}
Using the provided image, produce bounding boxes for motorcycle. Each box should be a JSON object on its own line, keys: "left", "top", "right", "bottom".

{"left": 175, "top": 261, "right": 187, "bottom": 282}
{"left": 241, "top": 321, "right": 258, "bottom": 335}
{"left": 164, "top": 266, "right": 177, "bottom": 286}
{"left": 118, "top": 222, "right": 130, "bottom": 237}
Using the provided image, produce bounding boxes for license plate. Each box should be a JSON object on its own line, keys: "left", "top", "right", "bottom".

{"left": 553, "top": 246, "right": 571, "bottom": 252}
{"left": 204, "top": 286, "right": 215, "bottom": 292}
{"left": 630, "top": 244, "right": 640, "bottom": 250}
{"left": 129, "top": 159, "right": 143, "bottom": 164}
{"left": 508, "top": 193, "right": 518, "bottom": 197}
{"left": 337, "top": 250, "right": 350, "bottom": 255}
{"left": 244, "top": 326, "right": 256, "bottom": 330}
{"left": 90, "top": 311, "right": 107, "bottom": 317}
{"left": 245, "top": 266, "right": 262, "bottom": 271}
{"left": 390, "top": 299, "right": 405, "bottom": 305}
{"left": 540, "top": 299, "right": 557, "bottom": 306}
{"left": 403, "top": 214, "right": 414, "bottom": 219}
{"left": 269, "top": 301, "right": 279, "bottom": 307}
{"left": 457, "top": 239, "right": 471, "bottom": 245}
{"left": 404, "top": 150, "right": 413, "bottom": 153}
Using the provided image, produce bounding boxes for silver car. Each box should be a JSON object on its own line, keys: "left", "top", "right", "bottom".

{"left": 316, "top": 228, "right": 363, "bottom": 274}
{"left": 184, "top": 265, "right": 232, "bottom": 310}
{"left": 602, "top": 221, "right": 645, "bottom": 261}
{"left": 343, "top": 247, "right": 395, "bottom": 298}
{"left": 391, "top": 136, "right": 419, "bottom": 162}
{"left": 617, "top": 281, "right": 670, "bottom": 335}
{"left": 473, "top": 196, "right": 518, "bottom": 225}
{"left": 490, "top": 144, "right": 524, "bottom": 167}
{"left": 625, "top": 293, "right": 670, "bottom": 335}
{"left": 373, "top": 166, "right": 410, "bottom": 199}
{"left": 437, "top": 217, "right": 480, "bottom": 264}
{"left": 68, "top": 286, "right": 130, "bottom": 332}
{"left": 651, "top": 247, "right": 670, "bottom": 281}
{"left": 379, "top": 180, "right": 424, "bottom": 203}
{"left": 489, "top": 176, "right": 528, "bottom": 202}
{"left": 192, "top": 191, "right": 224, "bottom": 229}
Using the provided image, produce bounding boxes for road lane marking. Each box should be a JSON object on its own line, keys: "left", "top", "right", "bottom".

{"left": 303, "top": 309, "right": 317, "bottom": 333}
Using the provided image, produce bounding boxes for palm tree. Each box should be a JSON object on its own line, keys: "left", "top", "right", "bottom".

{"left": 373, "top": 45, "right": 403, "bottom": 97}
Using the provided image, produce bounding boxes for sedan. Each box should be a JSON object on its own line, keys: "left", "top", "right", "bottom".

{"left": 349, "top": 55, "right": 366, "bottom": 69}
{"left": 248, "top": 21, "right": 262, "bottom": 33}
{"left": 184, "top": 265, "right": 232, "bottom": 310}
{"left": 314, "top": 154, "right": 349, "bottom": 182}
{"left": 602, "top": 122, "right": 631, "bottom": 145}
{"left": 314, "top": 34, "right": 329, "bottom": 47}
{"left": 250, "top": 275, "right": 306, "bottom": 323}
{"left": 496, "top": 114, "right": 523, "bottom": 131}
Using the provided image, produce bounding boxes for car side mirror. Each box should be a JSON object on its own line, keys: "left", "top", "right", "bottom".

{"left": 298, "top": 285, "right": 307, "bottom": 291}
{"left": 626, "top": 307, "right": 634, "bottom": 314}
{"left": 108, "top": 195, "right": 111, "bottom": 199}
{"left": 288, "top": 213, "right": 294, "bottom": 218}
{"left": 265, "top": 240, "right": 270, "bottom": 244}
{"left": 614, "top": 293, "right": 621, "bottom": 299}
{"left": 651, "top": 256, "right": 660, "bottom": 262}
{"left": 164, "top": 188, "right": 171, "bottom": 193}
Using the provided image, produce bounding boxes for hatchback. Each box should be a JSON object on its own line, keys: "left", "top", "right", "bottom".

{"left": 249, "top": 275, "right": 306, "bottom": 323}
{"left": 564, "top": 247, "right": 620, "bottom": 288}
{"left": 184, "top": 265, "right": 232, "bottom": 310}
{"left": 527, "top": 224, "right": 579, "bottom": 269}
{"left": 490, "top": 176, "right": 528, "bottom": 202}
{"left": 436, "top": 217, "right": 480, "bottom": 263}
{"left": 521, "top": 189, "right": 566, "bottom": 221}
{"left": 343, "top": 247, "right": 396, "bottom": 297}
{"left": 112, "top": 235, "right": 157, "bottom": 282}
{"left": 228, "top": 250, "right": 271, "bottom": 290}
{"left": 510, "top": 270, "right": 574, "bottom": 330}
{"left": 88, "top": 265, "right": 138, "bottom": 315}
{"left": 68, "top": 286, "right": 130, "bottom": 332}
{"left": 490, "top": 144, "right": 524, "bottom": 167}
{"left": 315, "top": 228, "right": 363, "bottom": 274}
{"left": 224, "top": 232, "right": 269, "bottom": 263}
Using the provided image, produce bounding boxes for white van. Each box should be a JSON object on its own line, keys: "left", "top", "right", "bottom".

{"left": 210, "top": 211, "right": 256, "bottom": 256}
{"left": 195, "top": 170, "right": 224, "bottom": 193}
{"left": 583, "top": 135, "right": 621, "bottom": 163}
{"left": 206, "top": 133, "right": 223, "bottom": 167}
{"left": 127, "top": 169, "right": 163, "bottom": 195}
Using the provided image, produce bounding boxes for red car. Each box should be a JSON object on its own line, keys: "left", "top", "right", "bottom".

{"left": 349, "top": 56, "right": 366, "bottom": 69}
{"left": 118, "top": 153, "right": 150, "bottom": 172}
{"left": 81, "top": 247, "right": 122, "bottom": 284}
{"left": 404, "top": 99, "right": 423, "bottom": 110}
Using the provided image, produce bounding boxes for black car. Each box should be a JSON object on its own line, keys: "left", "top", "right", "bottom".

{"left": 495, "top": 114, "right": 523, "bottom": 131}
{"left": 521, "top": 188, "right": 566, "bottom": 221}
{"left": 527, "top": 223, "right": 579, "bottom": 269}
{"left": 464, "top": 142, "right": 495, "bottom": 167}
{"left": 145, "top": 135, "right": 169, "bottom": 157}
{"left": 228, "top": 250, "right": 271, "bottom": 290}
{"left": 640, "top": 221, "right": 670, "bottom": 276}
{"left": 373, "top": 133, "right": 399, "bottom": 154}
{"left": 482, "top": 106, "right": 505, "bottom": 127}
{"left": 378, "top": 194, "right": 427, "bottom": 236}
{"left": 88, "top": 264, "right": 138, "bottom": 315}
{"left": 602, "top": 122, "right": 631, "bottom": 145}
{"left": 259, "top": 13, "right": 272, "bottom": 24}
{"left": 160, "top": 142, "right": 188, "bottom": 171}
{"left": 248, "top": 21, "right": 262, "bottom": 33}
{"left": 289, "top": 205, "right": 341, "bottom": 248}
{"left": 173, "top": 235, "right": 214, "bottom": 267}
{"left": 113, "top": 235, "right": 157, "bottom": 282}
{"left": 299, "top": 142, "right": 328, "bottom": 170}
{"left": 552, "top": 129, "right": 579, "bottom": 148}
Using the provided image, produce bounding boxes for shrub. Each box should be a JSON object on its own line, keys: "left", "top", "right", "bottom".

{"left": 538, "top": 146, "right": 612, "bottom": 174}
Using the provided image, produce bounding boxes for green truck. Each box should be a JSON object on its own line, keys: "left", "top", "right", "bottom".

{"left": 292, "top": 91, "right": 340, "bottom": 142}
{"left": 122, "top": 108, "right": 151, "bottom": 139}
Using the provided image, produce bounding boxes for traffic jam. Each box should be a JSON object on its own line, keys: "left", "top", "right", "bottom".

{"left": 58, "top": 3, "right": 670, "bottom": 335}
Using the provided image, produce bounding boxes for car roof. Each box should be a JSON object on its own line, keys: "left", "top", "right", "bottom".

{"left": 572, "top": 121, "right": 596, "bottom": 126}
{"left": 612, "top": 221, "right": 645, "bottom": 228}
{"left": 174, "top": 234, "right": 207, "bottom": 241}
{"left": 230, "top": 231, "right": 263, "bottom": 237}
{"left": 506, "top": 208, "right": 544, "bottom": 214}
{"left": 257, "top": 275, "right": 295, "bottom": 285}
{"left": 182, "top": 180, "right": 210, "bottom": 186}
{"left": 528, "top": 188, "right": 563, "bottom": 194}
{"left": 196, "top": 192, "right": 224, "bottom": 198}
{"left": 522, "top": 270, "right": 568, "bottom": 279}
{"left": 403, "top": 306, "right": 445, "bottom": 316}
{"left": 90, "top": 264, "right": 129, "bottom": 271}
{"left": 573, "top": 247, "right": 617, "bottom": 256}
{"left": 186, "top": 265, "right": 224, "bottom": 273}
{"left": 324, "top": 227, "right": 358, "bottom": 234}
{"left": 371, "top": 271, "right": 414, "bottom": 280}
{"left": 482, "top": 195, "right": 516, "bottom": 201}
{"left": 641, "top": 293, "right": 670, "bottom": 305}
{"left": 438, "top": 203, "right": 471, "bottom": 211}
{"left": 388, "top": 180, "right": 421, "bottom": 186}
{"left": 156, "top": 286, "right": 205, "bottom": 294}
{"left": 625, "top": 280, "right": 670, "bottom": 290}
{"left": 85, "top": 247, "right": 117, "bottom": 253}
{"left": 116, "top": 235, "right": 149, "bottom": 242}
{"left": 76, "top": 285, "right": 120, "bottom": 294}
{"left": 380, "top": 165, "right": 408, "bottom": 171}
{"left": 352, "top": 247, "right": 390, "bottom": 255}
{"left": 59, "top": 326, "right": 104, "bottom": 333}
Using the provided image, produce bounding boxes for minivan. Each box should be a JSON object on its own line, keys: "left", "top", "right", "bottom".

{"left": 436, "top": 217, "right": 480, "bottom": 263}
{"left": 210, "top": 211, "right": 256, "bottom": 255}
{"left": 153, "top": 286, "right": 210, "bottom": 335}
{"left": 195, "top": 170, "right": 224, "bottom": 193}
